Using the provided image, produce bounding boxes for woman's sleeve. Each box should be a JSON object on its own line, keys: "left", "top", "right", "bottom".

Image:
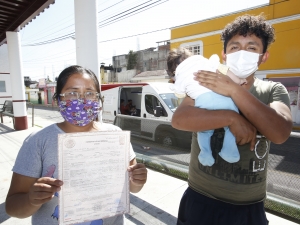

{"left": 12, "top": 132, "right": 42, "bottom": 178}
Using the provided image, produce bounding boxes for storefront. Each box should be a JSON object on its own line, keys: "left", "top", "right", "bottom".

{"left": 38, "top": 78, "right": 56, "bottom": 106}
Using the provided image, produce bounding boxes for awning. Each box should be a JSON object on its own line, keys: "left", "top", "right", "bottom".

{"left": 0, "top": 0, "right": 55, "bottom": 46}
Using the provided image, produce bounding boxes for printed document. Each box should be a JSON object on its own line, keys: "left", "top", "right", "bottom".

{"left": 58, "top": 131, "right": 130, "bottom": 225}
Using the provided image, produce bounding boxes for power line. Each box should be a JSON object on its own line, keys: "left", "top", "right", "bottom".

{"left": 24, "top": 0, "right": 129, "bottom": 43}
{"left": 22, "top": 33, "right": 75, "bottom": 46}
{"left": 21, "top": 0, "right": 168, "bottom": 46}
{"left": 98, "top": 0, "right": 153, "bottom": 25}
{"left": 99, "top": 0, "right": 168, "bottom": 28}
{"left": 21, "top": 0, "right": 149, "bottom": 59}
{"left": 98, "top": 0, "right": 146, "bottom": 18}
{"left": 98, "top": 0, "right": 124, "bottom": 13}
{"left": 22, "top": 0, "right": 145, "bottom": 46}
{"left": 99, "top": 28, "right": 169, "bottom": 43}
{"left": 24, "top": 24, "right": 75, "bottom": 44}
{"left": 22, "top": 14, "right": 74, "bottom": 42}
{"left": 21, "top": 26, "right": 169, "bottom": 62}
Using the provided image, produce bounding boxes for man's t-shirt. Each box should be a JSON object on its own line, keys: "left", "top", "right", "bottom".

{"left": 188, "top": 78, "right": 290, "bottom": 204}
{"left": 13, "top": 123, "right": 136, "bottom": 225}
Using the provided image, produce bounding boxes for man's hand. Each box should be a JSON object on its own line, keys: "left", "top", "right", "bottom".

{"left": 28, "top": 177, "right": 63, "bottom": 206}
{"left": 193, "top": 70, "right": 240, "bottom": 97}
{"left": 229, "top": 114, "right": 257, "bottom": 150}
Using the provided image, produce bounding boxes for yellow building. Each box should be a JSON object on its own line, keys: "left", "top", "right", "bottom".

{"left": 170, "top": 0, "right": 300, "bottom": 129}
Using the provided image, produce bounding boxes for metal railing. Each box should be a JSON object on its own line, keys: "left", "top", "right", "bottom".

{"left": 116, "top": 114, "right": 300, "bottom": 223}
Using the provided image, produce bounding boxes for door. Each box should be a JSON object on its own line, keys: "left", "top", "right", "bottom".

{"left": 140, "top": 94, "right": 169, "bottom": 140}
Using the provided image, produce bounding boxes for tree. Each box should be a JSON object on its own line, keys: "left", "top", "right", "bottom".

{"left": 127, "top": 50, "right": 137, "bottom": 70}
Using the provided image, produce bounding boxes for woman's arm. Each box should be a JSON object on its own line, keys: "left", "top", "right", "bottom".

{"left": 128, "top": 158, "right": 147, "bottom": 193}
{"left": 5, "top": 173, "right": 63, "bottom": 218}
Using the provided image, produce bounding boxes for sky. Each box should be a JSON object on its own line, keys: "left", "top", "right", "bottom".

{"left": 19, "top": 0, "right": 269, "bottom": 81}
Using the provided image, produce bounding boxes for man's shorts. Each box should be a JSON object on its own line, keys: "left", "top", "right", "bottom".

{"left": 177, "top": 187, "right": 269, "bottom": 225}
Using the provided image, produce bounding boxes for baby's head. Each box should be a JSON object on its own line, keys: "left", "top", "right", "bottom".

{"left": 167, "top": 48, "right": 192, "bottom": 82}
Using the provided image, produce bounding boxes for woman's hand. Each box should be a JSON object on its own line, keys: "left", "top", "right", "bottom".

{"left": 6, "top": 173, "right": 63, "bottom": 218}
{"left": 128, "top": 163, "right": 147, "bottom": 186}
{"left": 128, "top": 162, "right": 147, "bottom": 193}
{"left": 193, "top": 70, "right": 240, "bottom": 97}
{"left": 28, "top": 177, "right": 63, "bottom": 206}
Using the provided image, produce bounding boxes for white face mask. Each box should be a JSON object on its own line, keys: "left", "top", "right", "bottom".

{"left": 226, "top": 50, "right": 261, "bottom": 78}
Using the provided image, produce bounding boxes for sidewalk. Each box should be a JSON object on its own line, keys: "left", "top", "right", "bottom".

{"left": 0, "top": 115, "right": 298, "bottom": 225}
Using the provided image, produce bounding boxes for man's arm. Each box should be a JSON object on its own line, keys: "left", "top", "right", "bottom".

{"left": 172, "top": 96, "right": 258, "bottom": 148}
{"left": 229, "top": 86, "right": 292, "bottom": 143}
{"left": 194, "top": 70, "right": 293, "bottom": 143}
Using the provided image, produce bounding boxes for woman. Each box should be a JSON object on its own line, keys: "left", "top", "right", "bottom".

{"left": 5, "top": 65, "right": 147, "bottom": 225}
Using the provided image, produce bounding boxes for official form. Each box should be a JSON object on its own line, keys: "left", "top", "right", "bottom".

{"left": 58, "top": 131, "right": 130, "bottom": 225}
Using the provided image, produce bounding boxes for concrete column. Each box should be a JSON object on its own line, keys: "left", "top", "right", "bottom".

{"left": 74, "top": 0, "right": 100, "bottom": 82}
{"left": 6, "top": 31, "right": 28, "bottom": 130}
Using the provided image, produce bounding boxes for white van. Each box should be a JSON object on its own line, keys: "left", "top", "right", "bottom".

{"left": 101, "top": 82, "right": 191, "bottom": 147}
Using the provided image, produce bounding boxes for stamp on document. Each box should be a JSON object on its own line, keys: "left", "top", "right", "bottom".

{"left": 64, "top": 138, "right": 75, "bottom": 148}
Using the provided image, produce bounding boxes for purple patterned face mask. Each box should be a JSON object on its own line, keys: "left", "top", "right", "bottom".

{"left": 58, "top": 98, "right": 100, "bottom": 126}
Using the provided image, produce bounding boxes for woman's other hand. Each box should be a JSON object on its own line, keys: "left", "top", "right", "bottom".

{"left": 128, "top": 160, "right": 147, "bottom": 193}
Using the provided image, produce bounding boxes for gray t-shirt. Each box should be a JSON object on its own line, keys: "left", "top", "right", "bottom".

{"left": 13, "top": 123, "right": 136, "bottom": 225}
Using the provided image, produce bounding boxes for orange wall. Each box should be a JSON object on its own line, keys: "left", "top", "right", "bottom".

{"left": 261, "top": 19, "right": 300, "bottom": 70}
{"left": 171, "top": 6, "right": 273, "bottom": 40}
{"left": 170, "top": 0, "right": 300, "bottom": 72}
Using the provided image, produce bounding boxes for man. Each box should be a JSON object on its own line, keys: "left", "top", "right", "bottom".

{"left": 124, "top": 99, "right": 133, "bottom": 115}
{"left": 120, "top": 99, "right": 126, "bottom": 114}
{"left": 172, "top": 14, "right": 292, "bottom": 225}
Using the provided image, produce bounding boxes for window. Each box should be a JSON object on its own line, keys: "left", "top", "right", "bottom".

{"left": 0, "top": 81, "right": 6, "bottom": 92}
{"left": 160, "top": 93, "right": 181, "bottom": 112}
{"left": 187, "top": 45, "right": 201, "bottom": 55}
{"left": 180, "top": 40, "right": 203, "bottom": 55}
{"left": 144, "top": 95, "right": 167, "bottom": 117}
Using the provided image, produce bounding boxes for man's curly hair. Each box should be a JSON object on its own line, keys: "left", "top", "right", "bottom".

{"left": 221, "top": 14, "right": 275, "bottom": 53}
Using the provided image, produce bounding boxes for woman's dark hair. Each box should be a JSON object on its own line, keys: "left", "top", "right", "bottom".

{"left": 167, "top": 48, "right": 192, "bottom": 78}
{"left": 53, "top": 65, "right": 102, "bottom": 102}
{"left": 221, "top": 14, "right": 275, "bottom": 53}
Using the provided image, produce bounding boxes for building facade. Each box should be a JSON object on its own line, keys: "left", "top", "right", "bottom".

{"left": 111, "top": 41, "right": 170, "bottom": 83}
{"left": 169, "top": 0, "right": 300, "bottom": 127}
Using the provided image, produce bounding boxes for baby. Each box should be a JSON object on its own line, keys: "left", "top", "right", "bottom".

{"left": 167, "top": 48, "right": 246, "bottom": 166}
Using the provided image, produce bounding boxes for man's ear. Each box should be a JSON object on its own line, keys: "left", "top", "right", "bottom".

{"left": 221, "top": 50, "right": 226, "bottom": 62}
{"left": 260, "top": 51, "right": 269, "bottom": 64}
